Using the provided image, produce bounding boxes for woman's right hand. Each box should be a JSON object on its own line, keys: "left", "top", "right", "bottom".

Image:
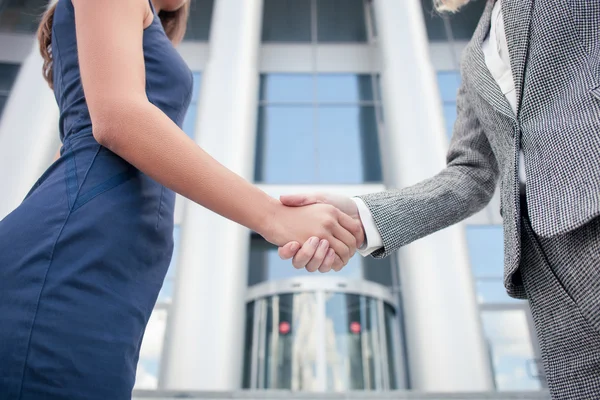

{"left": 260, "top": 200, "right": 363, "bottom": 271}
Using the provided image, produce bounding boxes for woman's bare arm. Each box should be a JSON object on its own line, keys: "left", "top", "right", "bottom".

{"left": 71, "top": 0, "right": 361, "bottom": 266}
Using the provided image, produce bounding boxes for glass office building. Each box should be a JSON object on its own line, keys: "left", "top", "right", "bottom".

{"left": 0, "top": 0, "right": 548, "bottom": 397}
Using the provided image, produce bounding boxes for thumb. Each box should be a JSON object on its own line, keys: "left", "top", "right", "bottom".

{"left": 280, "top": 193, "right": 322, "bottom": 207}
{"left": 278, "top": 241, "right": 300, "bottom": 260}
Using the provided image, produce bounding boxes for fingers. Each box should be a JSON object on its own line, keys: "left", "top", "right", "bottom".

{"left": 327, "top": 235, "right": 352, "bottom": 267}
{"left": 280, "top": 193, "right": 325, "bottom": 207}
{"left": 305, "top": 239, "right": 330, "bottom": 273}
{"left": 319, "top": 248, "right": 336, "bottom": 273}
{"left": 331, "top": 253, "right": 345, "bottom": 272}
{"left": 278, "top": 241, "right": 300, "bottom": 260}
{"left": 291, "top": 237, "right": 320, "bottom": 269}
{"left": 337, "top": 211, "right": 365, "bottom": 248}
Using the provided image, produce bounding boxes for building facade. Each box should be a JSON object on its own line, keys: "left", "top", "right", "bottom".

{"left": 0, "top": 0, "right": 547, "bottom": 396}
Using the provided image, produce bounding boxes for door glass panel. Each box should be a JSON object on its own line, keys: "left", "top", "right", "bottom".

{"left": 384, "top": 303, "right": 400, "bottom": 389}
{"left": 242, "top": 301, "right": 255, "bottom": 389}
{"left": 324, "top": 293, "right": 381, "bottom": 391}
{"left": 263, "top": 293, "right": 319, "bottom": 390}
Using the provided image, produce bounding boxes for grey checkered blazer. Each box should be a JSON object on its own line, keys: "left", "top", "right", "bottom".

{"left": 359, "top": 0, "right": 600, "bottom": 298}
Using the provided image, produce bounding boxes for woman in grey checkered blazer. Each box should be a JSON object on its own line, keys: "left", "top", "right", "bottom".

{"left": 279, "top": 0, "right": 600, "bottom": 397}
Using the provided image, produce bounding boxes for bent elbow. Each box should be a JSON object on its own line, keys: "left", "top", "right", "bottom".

{"left": 90, "top": 98, "right": 147, "bottom": 150}
{"left": 92, "top": 122, "right": 115, "bottom": 149}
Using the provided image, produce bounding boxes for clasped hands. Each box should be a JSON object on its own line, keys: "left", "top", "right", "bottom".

{"left": 264, "top": 193, "right": 364, "bottom": 273}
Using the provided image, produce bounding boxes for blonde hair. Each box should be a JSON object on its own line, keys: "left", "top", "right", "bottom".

{"left": 434, "top": 0, "right": 474, "bottom": 13}
{"left": 37, "top": 2, "right": 190, "bottom": 89}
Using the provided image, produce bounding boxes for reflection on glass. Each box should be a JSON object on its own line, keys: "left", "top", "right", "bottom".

{"left": 262, "top": 0, "right": 311, "bottom": 42}
{"left": 324, "top": 293, "right": 380, "bottom": 391}
{"left": 184, "top": 0, "right": 213, "bottom": 41}
{"left": 256, "top": 105, "right": 314, "bottom": 183}
{"left": 264, "top": 293, "right": 319, "bottom": 390}
{"left": 317, "top": 106, "right": 380, "bottom": 183}
{"left": 384, "top": 303, "right": 400, "bottom": 389}
{"left": 244, "top": 292, "right": 403, "bottom": 391}
{"left": 259, "top": 74, "right": 313, "bottom": 103}
{"left": 316, "top": 74, "right": 373, "bottom": 103}
{"left": 247, "top": 236, "right": 363, "bottom": 286}
{"left": 242, "top": 301, "right": 255, "bottom": 389}
{"left": 0, "top": 0, "right": 48, "bottom": 33}
{"left": 481, "top": 310, "right": 541, "bottom": 391}
{"left": 135, "top": 309, "right": 167, "bottom": 389}
{"left": 316, "top": 0, "right": 367, "bottom": 42}
{"left": 256, "top": 74, "right": 383, "bottom": 184}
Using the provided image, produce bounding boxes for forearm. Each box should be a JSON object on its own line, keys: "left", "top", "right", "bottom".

{"left": 359, "top": 165, "right": 497, "bottom": 258}
{"left": 95, "top": 99, "right": 276, "bottom": 236}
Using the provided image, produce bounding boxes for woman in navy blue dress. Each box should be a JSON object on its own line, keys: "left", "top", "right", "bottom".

{"left": 0, "top": 1, "right": 363, "bottom": 398}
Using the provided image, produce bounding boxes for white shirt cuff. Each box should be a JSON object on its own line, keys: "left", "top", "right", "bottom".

{"left": 351, "top": 197, "right": 383, "bottom": 256}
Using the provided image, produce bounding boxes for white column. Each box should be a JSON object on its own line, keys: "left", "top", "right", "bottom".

{"left": 373, "top": 0, "right": 494, "bottom": 391}
{"left": 0, "top": 43, "right": 59, "bottom": 220}
{"left": 160, "top": 0, "right": 263, "bottom": 390}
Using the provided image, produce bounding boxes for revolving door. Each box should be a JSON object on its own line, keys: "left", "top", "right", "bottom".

{"left": 242, "top": 277, "right": 405, "bottom": 391}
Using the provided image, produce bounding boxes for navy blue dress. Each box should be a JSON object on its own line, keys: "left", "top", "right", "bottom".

{"left": 0, "top": 1, "right": 193, "bottom": 398}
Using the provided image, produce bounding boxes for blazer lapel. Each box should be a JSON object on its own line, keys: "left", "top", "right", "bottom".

{"left": 501, "top": 0, "right": 535, "bottom": 117}
{"left": 464, "top": 0, "right": 515, "bottom": 121}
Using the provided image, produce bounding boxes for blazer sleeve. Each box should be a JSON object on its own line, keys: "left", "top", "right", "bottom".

{"left": 357, "top": 82, "right": 500, "bottom": 258}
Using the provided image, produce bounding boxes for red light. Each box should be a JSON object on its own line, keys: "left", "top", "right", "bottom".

{"left": 279, "top": 321, "right": 291, "bottom": 335}
{"left": 350, "top": 321, "right": 361, "bottom": 334}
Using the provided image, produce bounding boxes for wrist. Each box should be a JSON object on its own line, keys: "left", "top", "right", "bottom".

{"left": 256, "top": 196, "right": 284, "bottom": 243}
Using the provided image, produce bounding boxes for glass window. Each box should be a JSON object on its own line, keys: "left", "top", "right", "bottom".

{"left": 247, "top": 236, "right": 363, "bottom": 286}
{"left": 466, "top": 225, "right": 522, "bottom": 304}
{"left": 437, "top": 71, "right": 461, "bottom": 140}
{"left": 263, "top": 293, "right": 320, "bottom": 390}
{"left": 135, "top": 308, "right": 168, "bottom": 389}
{"left": 481, "top": 310, "right": 542, "bottom": 391}
{"left": 466, "top": 225, "right": 504, "bottom": 278}
{"left": 0, "top": 63, "right": 20, "bottom": 120}
{"left": 260, "top": 74, "right": 313, "bottom": 103}
{"left": 421, "top": 0, "right": 487, "bottom": 42}
{"left": 442, "top": 103, "right": 457, "bottom": 140}
{"left": 255, "top": 73, "right": 383, "bottom": 184}
{"left": 362, "top": 255, "right": 395, "bottom": 290}
{"left": 262, "top": 0, "right": 368, "bottom": 43}
{"left": 157, "top": 225, "right": 181, "bottom": 304}
{"left": 324, "top": 293, "right": 381, "bottom": 391}
{"left": 316, "top": 74, "right": 373, "bottom": 103}
{"left": 184, "top": 0, "right": 213, "bottom": 41}
{"left": 437, "top": 71, "right": 461, "bottom": 102}
{"left": 242, "top": 301, "right": 255, "bottom": 389}
{"left": 181, "top": 72, "right": 202, "bottom": 139}
{"left": 262, "top": 0, "right": 312, "bottom": 43}
{"left": 316, "top": 0, "right": 367, "bottom": 43}
{"left": 0, "top": 0, "right": 48, "bottom": 34}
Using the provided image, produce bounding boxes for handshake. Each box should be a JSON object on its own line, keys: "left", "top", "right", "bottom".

{"left": 261, "top": 192, "right": 365, "bottom": 273}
